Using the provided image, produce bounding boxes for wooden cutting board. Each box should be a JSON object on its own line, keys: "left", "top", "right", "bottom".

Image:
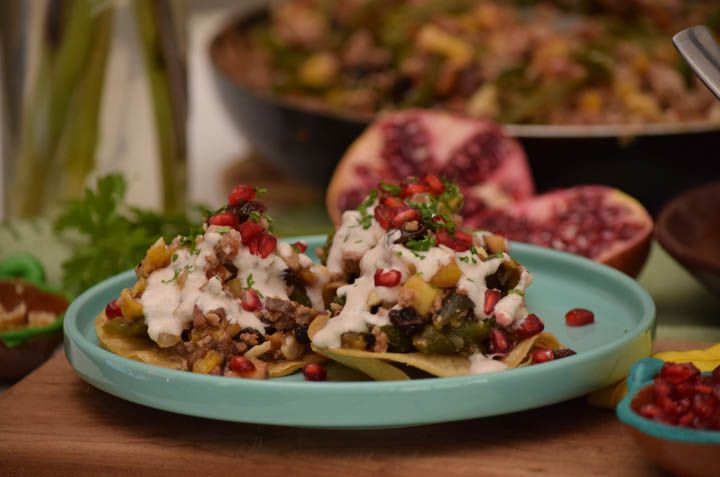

{"left": 0, "top": 340, "right": 703, "bottom": 476}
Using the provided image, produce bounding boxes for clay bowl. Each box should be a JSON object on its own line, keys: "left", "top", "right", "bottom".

{"left": 0, "top": 280, "right": 69, "bottom": 380}
{"left": 617, "top": 357, "right": 720, "bottom": 477}
{"left": 655, "top": 181, "right": 720, "bottom": 295}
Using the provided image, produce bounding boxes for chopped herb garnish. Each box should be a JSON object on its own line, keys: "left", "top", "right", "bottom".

{"left": 162, "top": 264, "right": 193, "bottom": 284}
{"left": 459, "top": 256, "right": 470, "bottom": 263}
{"left": 171, "top": 253, "right": 178, "bottom": 263}
{"left": 405, "top": 234, "right": 436, "bottom": 252}
{"left": 247, "top": 274, "right": 255, "bottom": 289}
{"left": 255, "top": 186, "right": 267, "bottom": 195}
{"left": 380, "top": 182, "right": 402, "bottom": 195}
{"left": 357, "top": 190, "right": 378, "bottom": 229}
{"left": 248, "top": 211, "right": 262, "bottom": 222}
{"left": 509, "top": 289, "right": 525, "bottom": 296}
{"left": 214, "top": 226, "right": 231, "bottom": 235}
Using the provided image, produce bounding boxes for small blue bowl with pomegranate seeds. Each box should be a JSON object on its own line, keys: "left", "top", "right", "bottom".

{"left": 617, "top": 357, "right": 720, "bottom": 476}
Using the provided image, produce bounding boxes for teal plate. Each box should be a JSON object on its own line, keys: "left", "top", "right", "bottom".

{"left": 64, "top": 235, "right": 655, "bottom": 428}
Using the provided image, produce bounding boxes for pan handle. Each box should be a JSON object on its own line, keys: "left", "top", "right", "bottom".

{"left": 673, "top": 25, "right": 720, "bottom": 100}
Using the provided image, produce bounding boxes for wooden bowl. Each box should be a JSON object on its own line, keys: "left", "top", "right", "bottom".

{"left": 656, "top": 181, "right": 720, "bottom": 295}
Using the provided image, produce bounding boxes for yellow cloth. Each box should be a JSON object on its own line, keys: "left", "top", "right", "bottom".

{"left": 587, "top": 343, "right": 720, "bottom": 409}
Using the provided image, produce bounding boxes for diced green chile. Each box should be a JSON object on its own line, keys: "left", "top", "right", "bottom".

{"left": 412, "top": 325, "right": 459, "bottom": 354}
{"left": 434, "top": 293, "right": 474, "bottom": 329}
{"left": 103, "top": 318, "right": 148, "bottom": 337}
{"left": 381, "top": 325, "right": 414, "bottom": 353}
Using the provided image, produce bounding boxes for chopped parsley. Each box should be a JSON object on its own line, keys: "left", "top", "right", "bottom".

{"left": 255, "top": 186, "right": 267, "bottom": 196}
{"left": 509, "top": 289, "right": 525, "bottom": 296}
{"left": 162, "top": 264, "right": 194, "bottom": 284}
{"left": 380, "top": 182, "right": 402, "bottom": 195}
{"left": 214, "top": 226, "right": 231, "bottom": 235}
{"left": 247, "top": 274, "right": 255, "bottom": 289}
{"left": 357, "top": 190, "right": 378, "bottom": 229}
{"left": 405, "top": 235, "right": 436, "bottom": 252}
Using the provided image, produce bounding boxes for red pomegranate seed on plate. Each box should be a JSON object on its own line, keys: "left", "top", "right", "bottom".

{"left": 291, "top": 241, "right": 307, "bottom": 253}
{"left": 489, "top": 328, "right": 513, "bottom": 354}
{"left": 392, "top": 207, "right": 419, "bottom": 228}
{"left": 424, "top": 174, "right": 444, "bottom": 195}
{"left": 241, "top": 289, "right": 262, "bottom": 312}
{"left": 239, "top": 221, "right": 265, "bottom": 245}
{"left": 639, "top": 403, "right": 663, "bottom": 419}
{"left": 531, "top": 348, "right": 554, "bottom": 364}
{"left": 258, "top": 233, "right": 277, "bottom": 258}
{"left": 228, "top": 184, "right": 256, "bottom": 205}
{"left": 105, "top": 301, "right": 123, "bottom": 320}
{"left": 303, "top": 363, "right": 327, "bottom": 381}
{"left": 483, "top": 289, "right": 502, "bottom": 316}
{"left": 229, "top": 356, "right": 256, "bottom": 375}
{"left": 382, "top": 196, "right": 404, "bottom": 208}
{"left": 374, "top": 268, "right": 402, "bottom": 287}
{"left": 374, "top": 205, "right": 394, "bottom": 229}
{"left": 565, "top": 308, "right": 595, "bottom": 326}
{"left": 209, "top": 211, "right": 239, "bottom": 228}
{"left": 515, "top": 313, "right": 545, "bottom": 340}
{"left": 402, "top": 182, "right": 428, "bottom": 198}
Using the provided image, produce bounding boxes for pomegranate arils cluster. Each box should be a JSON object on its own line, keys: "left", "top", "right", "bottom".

{"left": 208, "top": 184, "right": 278, "bottom": 259}
{"left": 636, "top": 362, "right": 720, "bottom": 429}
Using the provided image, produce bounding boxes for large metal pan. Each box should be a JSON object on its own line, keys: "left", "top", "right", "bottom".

{"left": 209, "top": 8, "right": 720, "bottom": 215}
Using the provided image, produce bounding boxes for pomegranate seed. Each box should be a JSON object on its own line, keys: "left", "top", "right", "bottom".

{"left": 303, "top": 363, "right": 327, "bottom": 381}
{"left": 374, "top": 205, "right": 395, "bottom": 229}
{"left": 531, "top": 348, "right": 554, "bottom": 364}
{"left": 209, "top": 211, "right": 239, "bottom": 228}
{"left": 291, "top": 241, "right": 307, "bottom": 253}
{"left": 660, "top": 362, "right": 700, "bottom": 385}
{"left": 639, "top": 403, "right": 663, "bottom": 419}
{"left": 239, "top": 221, "right": 265, "bottom": 245}
{"left": 692, "top": 395, "right": 716, "bottom": 418}
{"left": 228, "top": 184, "right": 256, "bottom": 205}
{"left": 258, "top": 233, "right": 277, "bottom": 258}
{"left": 104, "top": 301, "right": 123, "bottom": 320}
{"left": 656, "top": 395, "right": 675, "bottom": 414}
{"left": 229, "top": 355, "right": 256, "bottom": 375}
{"left": 391, "top": 207, "right": 419, "bottom": 228}
{"left": 424, "top": 174, "right": 444, "bottom": 195}
{"left": 402, "top": 182, "right": 428, "bottom": 198}
{"left": 454, "top": 230, "right": 473, "bottom": 247}
{"left": 515, "top": 313, "right": 545, "bottom": 340}
{"left": 374, "top": 268, "right": 402, "bottom": 287}
{"left": 489, "top": 328, "right": 513, "bottom": 354}
{"left": 241, "top": 289, "right": 262, "bottom": 312}
{"left": 695, "top": 383, "right": 714, "bottom": 395}
{"left": 676, "top": 381, "right": 696, "bottom": 397}
{"left": 247, "top": 235, "right": 261, "bottom": 255}
{"left": 553, "top": 349, "right": 576, "bottom": 359}
{"left": 653, "top": 381, "right": 672, "bottom": 398}
{"left": 483, "top": 289, "right": 502, "bottom": 316}
{"left": 712, "top": 364, "right": 720, "bottom": 384}
{"left": 382, "top": 196, "right": 405, "bottom": 208}
{"left": 565, "top": 308, "right": 595, "bottom": 326}
{"left": 435, "top": 229, "right": 454, "bottom": 248}
{"left": 677, "top": 411, "right": 695, "bottom": 427}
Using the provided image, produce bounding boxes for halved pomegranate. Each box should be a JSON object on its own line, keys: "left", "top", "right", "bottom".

{"left": 465, "top": 185, "right": 653, "bottom": 276}
{"left": 326, "top": 109, "right": 535, "bottom": 225}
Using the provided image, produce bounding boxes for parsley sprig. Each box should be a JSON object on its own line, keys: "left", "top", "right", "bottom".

{"left": 357, "top": 189, "right": 378, "bottom": 229}
{"left": 54, "top": 174, "right": 197, "bottom": 297}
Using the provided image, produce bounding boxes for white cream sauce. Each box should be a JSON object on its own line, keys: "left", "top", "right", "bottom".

{"left": 495, "top": 269, "right": 533, "bottom": 327}
{"left": 456, "top": 256, "right": 504, "bottom": 319}
{"left": 326, "top": 209, "right": 385, "bottom": 276}
{"left": 469, "top": 353, "right": 508, "bottom": 374}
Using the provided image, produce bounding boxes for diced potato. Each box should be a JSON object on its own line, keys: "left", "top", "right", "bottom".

{"left": 484, "top": 234, "right": 508, "bottom": 254}
{"left": 430, "top": 260, "right": 462, "bottom": 288}
{"left": 192, "top": 350, "right": 224, "bottom": 374}
{"left": 120, "top": 288, "right": 144, "bottom": 319}
{"left": 140, "top": 238, "right": 173, "bottom": 275}
{"left": 401, "top": 274, "right": 441, "bottom": 316}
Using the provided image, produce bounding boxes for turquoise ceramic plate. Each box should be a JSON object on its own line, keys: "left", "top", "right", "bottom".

{"left": 64, "top": 235, "right": 655, "bottom": 428}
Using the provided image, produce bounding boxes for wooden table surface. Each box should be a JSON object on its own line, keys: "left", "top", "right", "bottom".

{"left": 0, "top": 340, "right": 699, "bottom": 477}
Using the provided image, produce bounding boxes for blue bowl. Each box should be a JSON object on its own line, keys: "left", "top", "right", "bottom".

{"left": 617, "top": 357, "right": 720, "bottom": 476}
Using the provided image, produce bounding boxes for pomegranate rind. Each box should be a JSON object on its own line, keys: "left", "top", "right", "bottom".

{"left": 309, "top": 315, "right": 562, "bottom": 379}
{"left": 326, "top": 109, "right": 534, "bottom": 226}
{"left": 96, "top": 312, "right": 325, "bottom": 378}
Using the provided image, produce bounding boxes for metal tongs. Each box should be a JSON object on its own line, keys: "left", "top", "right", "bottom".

{"left": 674, "top": 25, "right": 720, "bottom": 100}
